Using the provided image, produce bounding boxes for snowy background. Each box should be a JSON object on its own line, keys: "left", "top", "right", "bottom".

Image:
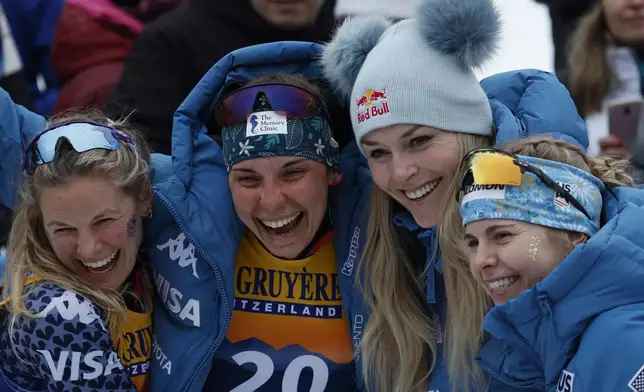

{"left": 335, "top": 0, "right": 555, "bottom": 80}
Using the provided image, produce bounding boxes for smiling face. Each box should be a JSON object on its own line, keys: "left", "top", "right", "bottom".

{"left": 228, "top": 156, "right": 335, "bottom": 259}
{"left": 40, "top": 176, "right": 150, "bottom": 291}
{"left": 361, "top": 124, "right": 460, "bottom": 228}
{"left": 464, "top": 219, "right": 581, "bottom": 305}
{"left": 603, "top": 0, "right": 644, "bottom": 46}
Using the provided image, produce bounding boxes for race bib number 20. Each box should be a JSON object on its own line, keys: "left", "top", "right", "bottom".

{"left": 230, "top": 350, "right": 328, "bottom": 392}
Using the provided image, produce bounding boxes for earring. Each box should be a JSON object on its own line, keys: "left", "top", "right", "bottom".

{"left": 528, "top": 236, "right": 540, "bottom": 262}
{"left": 145, "top": 209, "right": 153, "bottom": 219}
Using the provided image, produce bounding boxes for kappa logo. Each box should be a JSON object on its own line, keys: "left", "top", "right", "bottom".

{"left": 556, "top": 370, "right": 574, "bottom": 392}
{"left": 157, "top": 232, "right": 199, "bottom": 279}
{"left": 628, "top": 364, "right": 644, "bottom": 392}
{"left": 38, "top": 290, "right": 105, "bottom": 330}
{"left": 341, "top": 227, "right": 360, "bottom": 277}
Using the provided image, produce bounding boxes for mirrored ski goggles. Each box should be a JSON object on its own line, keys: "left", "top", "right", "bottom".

{"left": 23, "top": 121, "right": 136, "bottom": 174}
{"left": 456, "top": 148, "right": 592, "bottom": 220}
{"left": 215, "top": 83, "right": 328, "bottom": 127}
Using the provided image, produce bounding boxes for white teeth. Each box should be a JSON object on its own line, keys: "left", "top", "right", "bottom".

{"left": 405, "top": 179, "right": 441, "bottom": 200}
{"left": 488, "top": 276, "right": 518, "bottom": 292}
{"left": 81, "top": 250, "right": 118, "bottom": 269}
{"left": 260, "top": 212, "right": 301, "bottom": 229}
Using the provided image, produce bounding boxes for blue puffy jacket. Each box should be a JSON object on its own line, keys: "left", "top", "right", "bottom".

{"left": 143, "top": 41, "right": 372, "bottom": 391}
{"left": 477, "top": 187, "right": 644, "bottom": 392}
{"left": 482, "top": 69, "right": 589, "bottom": 151}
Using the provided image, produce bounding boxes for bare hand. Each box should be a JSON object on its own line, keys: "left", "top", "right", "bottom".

{"left": 599, "top": 135, "right": 632, "bottom": 159}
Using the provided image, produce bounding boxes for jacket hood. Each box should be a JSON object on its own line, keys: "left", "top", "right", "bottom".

{"left": 190, "top": 0, "right": 337, "bottom": 44}
{"left": 480, "top": 69, "right": 589, "bottom": 151}
{"left": 478, "top": 186, "right": 644, "bottom": 388}
{"left": 171, "top": 41, "right": 334, "bottom": 186}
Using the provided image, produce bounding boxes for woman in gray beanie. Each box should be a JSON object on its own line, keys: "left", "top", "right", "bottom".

{"left": 321, "top": 0, "right": 584, "bottom": 391}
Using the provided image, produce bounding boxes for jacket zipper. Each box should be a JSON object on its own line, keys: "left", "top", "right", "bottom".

{"left": 154, "top": 191, "right": 231, "bottom": 392}
{"left": 478, "top": 361, "right": 545, "bottom": 389}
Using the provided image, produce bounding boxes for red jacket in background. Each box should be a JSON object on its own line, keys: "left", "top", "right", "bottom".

{"left": 51, "top": 0, "right": 181, "bottom": 114}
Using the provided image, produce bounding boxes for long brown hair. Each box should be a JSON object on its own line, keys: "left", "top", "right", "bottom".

{"left": 568, "top": 3, "right": 614, "bottom": 117}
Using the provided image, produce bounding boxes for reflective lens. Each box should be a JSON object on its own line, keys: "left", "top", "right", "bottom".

{"left": 23, "top": 122, "right": 135, "bottom": 173}
{"left": 457, "top": 148, "right": 593, "bottom": 220}
{"left": 216, "top": 84, "right": 320, "bottom": 127}
{"left": 469, "top": 151, "right": 523, "bottom": 186}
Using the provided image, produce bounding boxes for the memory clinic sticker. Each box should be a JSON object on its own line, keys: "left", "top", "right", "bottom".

{"left": 246, "top": 111, "right": 288, "bottom": 137}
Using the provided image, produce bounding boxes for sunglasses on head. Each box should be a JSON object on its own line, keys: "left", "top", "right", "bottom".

{"left": 215, "top": 83, "right": 329, "bottom": 128}
{"left": 456, "top": 148, "right": 592, "bottom": 220}
{"left": 23, "top": 121, "right": 136, "bottom": 174}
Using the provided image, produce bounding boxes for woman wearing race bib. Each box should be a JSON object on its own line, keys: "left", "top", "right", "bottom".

{"left": 0, "top": 42, "right": 372, "bottom": 391}
{"left": 0, "top": 114, "right": 154, "bottom": 392}
{"left": 457, "top": 137, "right": 644, "bottom": 391}
{"left": 197, "top": 73, "right": 363, "bottom": 391}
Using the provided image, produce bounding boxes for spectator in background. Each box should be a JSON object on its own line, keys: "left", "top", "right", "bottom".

{"left": 535, "top": 0, "right": 596, "bottom": 74}
{"left": 105, "top": 0, "right": 337, "bottom": 154}
{"left": 1, "top": 0, "right": 64, "bottom": 116}
{"left": 0, "top": 2, "right": 30, "bottom": 255}
{"left": 335, "top": 0, "right": 420, "bottom": 21}
{"left": 51, "top": 0, "right": 183, "bottom": 115}
{"left": 0, "top": 2, "right": 30, "bottom": 109}
{"left": 568, "top": 0, "right": 644, "bottom": 180}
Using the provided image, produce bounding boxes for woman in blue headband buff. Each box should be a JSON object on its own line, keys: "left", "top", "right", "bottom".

{"left": 458, "top": 136, "right": 644, "bottom": 392}
{"left": 321, "top": 0, "right": 589, "bottom": 390}
{"left": 0, "top": 42, "right": 372, "bottom": 391}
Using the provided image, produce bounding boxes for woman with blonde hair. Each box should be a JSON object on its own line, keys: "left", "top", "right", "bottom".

{"left": 458, "top": 137, "right": 644, "bottom": 390}
{"left": 0, "top": 41, "right": 373, "bottom": 391}
{"left": 321, "top": 0, "right": 592, "bottom": 390}
{"left": 0, "top": 113, "right": 154, "bottom": 391}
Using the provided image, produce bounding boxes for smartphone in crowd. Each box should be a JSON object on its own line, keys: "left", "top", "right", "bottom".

{"left": 608, "top": 98, "right": 644, "bottom": 151}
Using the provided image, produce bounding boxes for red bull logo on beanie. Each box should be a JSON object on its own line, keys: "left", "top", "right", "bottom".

{"left": 356, "top": 89, "right": 390, "bottom": 124}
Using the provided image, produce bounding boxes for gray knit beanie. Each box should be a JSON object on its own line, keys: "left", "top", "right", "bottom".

{"left": 321, "top": 0, "right": 502, "bottom": 153}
